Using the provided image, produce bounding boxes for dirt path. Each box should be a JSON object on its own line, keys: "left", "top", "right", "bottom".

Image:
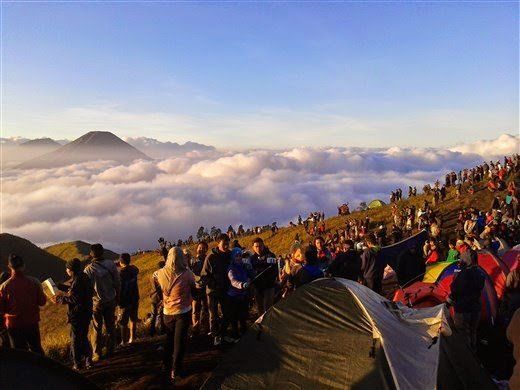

{"left": 84, "top": 334, "right": 231, "bottom": 389}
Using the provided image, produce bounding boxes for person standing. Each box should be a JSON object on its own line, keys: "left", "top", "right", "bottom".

{"left": 226, "top": 248, "right": 251, "bottom": 341}
{"left": 327, "top": 240, "right": 361, "bottom": 281}
{"left": 53, "top": 258, "right": 94, "bottom": 370}
{"left": 448, "top": 249, "right": 485, "bottom": 352}
{"left": 157, "top": 247, "right": 195, "bottom": 384}
{"left": 360, "top": 234, "right": 383, "bottom": 294}
{"left": 118, "top": 253, "right": 139, "bottom": 346}
{"left": 201, "top": 234, "right": 231, "bottom": 346}
{"left": 84, "top": 244, "right": 121, "bottom": 361}
{"left": 0, "top": 254, "right": 46, "bottom": 354}
{"left": 149, "top": 260, "right": 165, "bottom": 337}
{"left": 190, "top": 242, "right": 208, "bottom": 335}
{"left": 250, "top": 237, "right": 278, "bottom": 316}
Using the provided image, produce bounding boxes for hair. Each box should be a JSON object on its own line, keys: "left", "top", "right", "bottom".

{"left": 157, "top": 260, "right": 166, "bottom": 268}
{"left": 302, "top": 245, "right": 318, "bottom": 265}
{"left": 217, "top": 233, "right": 230, "bottom": 243}
{"left": 364, "top": 233, "right": 377, "bottom": 246}
{"left": 66, "top": 258, "right": 82, "bottom": 274}
{"left": 8, "top": 254, "right": 24, "bottom": 269}
{"left": 344, "top": 239, "right": 354, "bottom": 248}
{"left": 198, "top": 241, "right": 208, "bottom": 250}
{"left": 119, "top": 253, "right": 131, "bottom": 265}
{"left": 448, "top": 238, "right": 456, "bottom": 247}
{"left": 252, "top": 237, "right": 264, "bottom": 246}
{"left": 90, "top": 243, "right": 104, "bottom": 258}
{"left": 314, "top": 236, "right": 325, "bottom": 243}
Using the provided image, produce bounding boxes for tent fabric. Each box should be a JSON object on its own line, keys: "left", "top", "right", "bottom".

{"left": 423, "top": 261, "right": 457, "bottom": 283}
{"left": 379, "top": 229, "right": 428, "bottom": 270}
{"left": 0, "top": 349, "right": 98, "bottom": 389}
{"left": 368, "top": 199, "right": 386, "bottom": 209}
{"left": 204, "top": 278, "right": 495, "bottom": 390}
{"left": 476, "top": 251, "right": 508, "bottom": 300}
{"left": 502, "top": 244, "right": 519, "bottom": 271}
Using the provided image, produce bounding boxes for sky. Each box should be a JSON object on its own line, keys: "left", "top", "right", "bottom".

{"left": 2, "top": 2, "right": 519, "bottom": 149}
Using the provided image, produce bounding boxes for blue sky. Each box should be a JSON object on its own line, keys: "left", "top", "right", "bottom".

{"left": 2, "top": 2, "right": 518, "bottom": 148}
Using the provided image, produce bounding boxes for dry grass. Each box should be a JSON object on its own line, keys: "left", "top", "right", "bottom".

{"left": 38, "top": 172, "right": 518, "bottom": 361}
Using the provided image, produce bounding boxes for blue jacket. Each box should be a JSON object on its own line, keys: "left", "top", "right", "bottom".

{"left": 227, "top": 262, "right": 250, "bottom": 298}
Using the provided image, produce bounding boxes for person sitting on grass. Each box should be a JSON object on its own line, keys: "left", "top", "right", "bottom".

{"left": 53, "top": 258, "right": 94, "bottom": 370}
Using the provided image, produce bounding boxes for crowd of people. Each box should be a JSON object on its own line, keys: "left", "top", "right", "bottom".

{"left": 0, "top": 154, "right": 519, "bottom": 385}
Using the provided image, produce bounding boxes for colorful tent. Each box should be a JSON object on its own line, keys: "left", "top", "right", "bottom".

{"left": 368, "top": 199, "right": 386, "bottom": 209}
{"left": 203, "top": 278, "right": 496, "bottom": 390}
{"left": 502, "top": 244, "right": 519, "bottom": 271}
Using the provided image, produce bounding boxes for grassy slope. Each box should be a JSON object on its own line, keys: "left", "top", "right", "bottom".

{"left": 39, "top": 173, "right": 518, "bottom": 359}
{"left": 45, "top": 241, "right": 119, "bottom": 262}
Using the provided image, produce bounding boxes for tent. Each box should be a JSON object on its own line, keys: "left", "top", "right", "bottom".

{"left": 0, "top": 349, "right": 98, "bottom": 389}
{"left": 502, "top": 244, "right": 519, "bottom": 271}
{"left": 202, "top": 278, "right": 496, "bottom": 390}
{"left": 368, "top": 199, "right": 386, "bottom": 209}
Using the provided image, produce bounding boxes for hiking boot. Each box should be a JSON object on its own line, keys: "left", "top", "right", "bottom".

{"left": 213, "top": 336, "right": 222, "bottom": 346}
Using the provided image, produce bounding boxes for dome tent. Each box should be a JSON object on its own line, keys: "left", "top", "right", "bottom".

{"left": 368, "top": 199, "right": 386, "bottom": 209}
{"left": 202, "top": 279, "right": 495, "bottom": 390}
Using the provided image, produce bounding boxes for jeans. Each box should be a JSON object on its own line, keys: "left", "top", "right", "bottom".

{"left": 163, "top": 311, "right": 191, "bottom": 373}
{"left": 453, "top": 311, "right": 480, "bottom": 352}
{"left": 228, "top": 295, "right": 249, "bottom": 338}
{"left": 70, "top": 318, "right": 92, "bottom": 367}
{"left": 207, "top": 293, "right": 226, "bottom": 336}
{"left": 92, "top": 302, "right": 116, "bottom": 357}
{"left": 7, "top": 325, "right": 44, "bottom": 355}
{"left": 254, "top": 287, "right": 275, "bottom": 315}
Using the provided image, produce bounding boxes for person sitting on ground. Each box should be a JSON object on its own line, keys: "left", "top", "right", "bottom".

{"left": 84, "top": 243, "right": 121, "bottom": 362}
{"left": 149, "top": 260, "right": 165, "bottom": 337}
{"left": 53, "top": 258, "right": 94, "bottom": 370}
{"left": 446, "top": 239, "right": 459, "bottom": 262}
{"left": 191, "top": 242, "right": 208, "bottom": 335}
{"left": 447, "top": 249, "right": 485, "bottom": 352}
{"left": 118, "top": 253, "right": 139, "bottom": 346}
{"left": 289, "top": 245, "right": 324, "bottom": 289}
{"left": 327, "top": 240, "right": 361, "bottom": 281}
{"left": 157, "top": 247, "right": 195, "bottom": 384}
{"left": 0, "top": 254, "right": 46, "bottom": 354}
{"left": 226, "top": 248, "right": 251, "bottom": 342}
{"left": 250, "top": 237, "right": 278, "bottom": 316}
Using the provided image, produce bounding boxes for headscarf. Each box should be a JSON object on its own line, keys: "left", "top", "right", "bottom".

{"left": 231, "top": 247, "right": 243, "bottom": 261}
{"left": 156, "top": 246, "right": 186, "bottom": 291}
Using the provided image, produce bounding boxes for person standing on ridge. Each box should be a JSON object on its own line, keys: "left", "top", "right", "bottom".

{"left": 250, "top": 237, "right": 278, "bottom": 316}
{"left": 118, "top": 253, "right": 139, "bottom": 346}
{"left": 360, "top": 234, "right": 384, "bottom": 294}
{"left": 191, "top": 242, "right": 209, "bottom": 335}
{"left": 84, "top": 243, "right": 120, "bottom": 361}
{"left": 0, "top": 254, "right": 46, "bottom": 354}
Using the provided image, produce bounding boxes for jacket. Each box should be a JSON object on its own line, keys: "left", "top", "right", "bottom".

{"left": 56, "top": 272, "right": 93, "bottom": 324}
{"left": 228, "top": 262, "right": 250, "bottom": 298}
{"left": 250, "top": 249, "right": 278, "bottom": 291}
{"left": 327, "top": 250, "right": 361, "bottom": 281}
{"left": 449, "top": 265, "right": 485, "bottom": 313}
{"left": 291, "top": 264, "right": 323, "bottom": 289}
{"left": 0, "top": 272, "right": 47, "bottom": 329}
{"left": 119, "top": 265, "right": 139, "bottom": 308}
{"left": 84, "top": 258, "right": 121, "bottom": 307}
{"left": 360, "top": 247, "right": 384, "bottom": 293}
{"left": 201, "top": 248, "right": 231, "bottom": 295}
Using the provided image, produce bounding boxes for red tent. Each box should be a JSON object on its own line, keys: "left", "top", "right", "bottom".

{"left": 502, "top": 244, "right": 519, "bottom": 271}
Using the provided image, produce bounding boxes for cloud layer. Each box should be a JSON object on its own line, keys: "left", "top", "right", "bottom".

{"left": 2, "top": 134, "right": 518, "bottom": 252}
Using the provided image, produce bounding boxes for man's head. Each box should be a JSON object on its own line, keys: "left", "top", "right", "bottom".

{"left": 66, "top": 258, "right": 82, "bottom": 276}
{"left": 196, "top": 242, "right": 208, "bottom": 258}
{"left": 7, "top": 253, "right": 24, "bottom": 272}
{"left": 119, "top": 253, "right": 131, "bottom": 267}
{"left": 90, "top": 243, "right": 104, "bottom": 259}
{"left": 364, "top": 233, "right": 377, "bottom": 248}
{"left": 302, "top": 245, "right": 318, "bottom": 266}
{"left": 342, "top": 239, "right": 354, "bottom": 252}
{"left": 314, "top": 236, "right": 325, "bottom": 250}
{"left": 252, "top": 237, "right": 265, "bottom": 255}
{"left": 217, "top": 234, "right": 230, "bottom": 253}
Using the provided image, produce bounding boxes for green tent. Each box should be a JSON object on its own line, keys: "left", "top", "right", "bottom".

{"left": 202, "top": 279, "right": 496, "bottom": 390}
{"left": 368, "top": 199, "right": 386, "bottom": 209}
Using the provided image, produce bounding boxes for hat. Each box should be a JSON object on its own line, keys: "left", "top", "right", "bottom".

{"left": 66, "top": 258, "right": 82, "bottom": 273}
{"left": 8, "top": 253, "right": 24, "bottom": 269}
{"left": 231, "top": 247, "right": 243, "bottom": 259}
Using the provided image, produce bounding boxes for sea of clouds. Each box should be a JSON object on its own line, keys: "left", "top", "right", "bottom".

{"left": 2, "top": 134, "right": 518, "bottom": 252}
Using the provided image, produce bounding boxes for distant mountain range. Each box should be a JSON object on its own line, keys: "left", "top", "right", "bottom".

{"left": 124, "top": 137, "right": 215, "bottom": 158}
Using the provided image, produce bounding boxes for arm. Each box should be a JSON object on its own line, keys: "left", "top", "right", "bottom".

{"left": 56, "top": 279, "right": 80, "bottom": 306}
{"left": 228, "top": 268, "right": 247, "bottom": 290}
{"left": 112, "top": 263, "right": 121, "bottom": 303}
{"left": 36, "top": 281, "right": 47, "bottom": 307}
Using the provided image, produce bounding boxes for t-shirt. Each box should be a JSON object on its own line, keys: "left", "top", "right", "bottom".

{"left": 446, "top": 249, "right": 459, "bottom": 263}
{"left": 119, "top": 265, "right": 139, "bottom": 307}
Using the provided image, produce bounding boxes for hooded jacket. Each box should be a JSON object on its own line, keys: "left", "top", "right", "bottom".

{"left": 250, "top": 248, "right": 278, "bottom": 291}
{"left": 201, "top": 247, "right": 231, "bottom": 295}
{"left": 84, "top": 257, "right": 121, "bottom": 306}
{"left": 157, "top": 247, "right": 195, "bottom": 315}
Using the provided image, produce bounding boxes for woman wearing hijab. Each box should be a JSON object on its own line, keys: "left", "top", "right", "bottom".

{"left": 156, "top": 247, "right": 195, "bottom": 383}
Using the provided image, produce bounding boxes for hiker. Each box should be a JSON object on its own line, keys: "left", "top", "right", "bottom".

{"left": 149, "top": 260, "right": 165, "bottom": 337}
{"left": 288, "top": 245, "right": 324, "bottom": 289}
{"left": 191, "top": 242, "right": 208, "bottom": 334}
{"left": 360, "top": 234, "right": 383, "bottom": 294}
{"left": 314, "top": 236, "right": 332, "bottom": 271}
{"left": 226, "top": 248, "right": 251, "bottom": 341}
{"left": 0, "top": 254, "right": 46, "bottom": 354}
{"left": 250, "top": 237, "right": 278, "bottom": 316}
{"left": 156, "top": 247, "right": 195, "bottom": 384}
{"left": 447, "top": 249, "right": 485, "bottom": 352}
{"left": 53, "top": 258, "right": 94, "bottom": 370}
{"left": 84, "top": 243, "right": 121, "bottom": 361}
{"left": 327, "top": 240, "right": 361, "bottom": 281}
{"left": 201, "top": 234, "right": 231, "bottom": 346}
{"left": 280, "top": 242, "right": 304, "bottom": 297}
{"left": 118, "top": 253, "right": 139, "bottom": 346}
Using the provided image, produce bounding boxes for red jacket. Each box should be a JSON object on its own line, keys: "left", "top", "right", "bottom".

{"left": 0, "top": 272, "right": 47, "bottom": 329}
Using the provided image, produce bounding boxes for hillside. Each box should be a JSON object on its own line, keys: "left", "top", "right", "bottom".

{"left": 0, "top": 233, "right": 66, "bottom": 282}
{"left": 16, "top": 131, "right": 151, "bottom": 169}
{"left": 19, "top": 138, "right": 61, "bottom": 148}
{"left": 45, "top": 241, "right": 119, "bottom": 262}
{"left": 36, "top": 171, "right": 519, "bottom": 388}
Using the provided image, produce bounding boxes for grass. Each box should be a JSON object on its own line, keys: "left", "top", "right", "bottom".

{"left": 38, "top": 171, "right": 519, "bottom": 362}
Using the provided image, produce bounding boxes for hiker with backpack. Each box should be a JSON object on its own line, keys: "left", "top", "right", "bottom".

{"left": 0, "top": 254, "right": 47, "bottom": 354}
{"left": 84, "top": 243, "right": 121, "bottom": 361}
{"left": 53, "top": 258, "right": 94, "bottom": 370}
{"left": 118, "top": 253, "right": 139, "bottom": 346}
{"left": 156, "top": 246, "right": 195, "bottom": 384}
